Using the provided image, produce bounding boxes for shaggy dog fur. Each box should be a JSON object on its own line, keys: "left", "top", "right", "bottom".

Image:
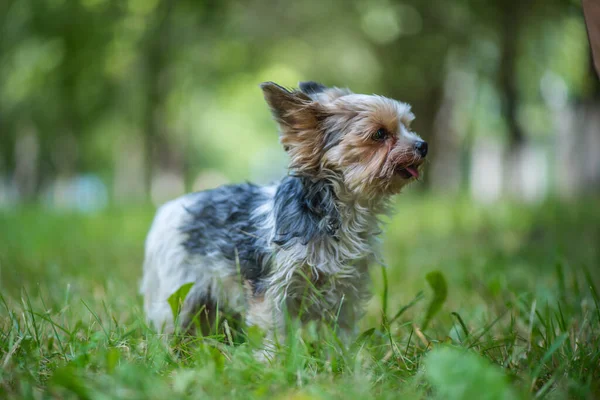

{"left": 141, "top": 81, "right": 428, "bottom": 345}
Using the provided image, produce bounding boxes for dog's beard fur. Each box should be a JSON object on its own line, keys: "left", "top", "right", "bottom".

{"left": 140, "top": 81, "right": 427, "bottom": 347}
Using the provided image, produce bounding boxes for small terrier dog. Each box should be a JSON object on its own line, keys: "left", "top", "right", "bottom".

{"left": 141, "top": 81, "right": 428, "bottom": 343}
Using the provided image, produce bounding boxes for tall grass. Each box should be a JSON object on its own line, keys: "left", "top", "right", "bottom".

{"left": 0, "top": 197, "right": 599, "bottom": 399}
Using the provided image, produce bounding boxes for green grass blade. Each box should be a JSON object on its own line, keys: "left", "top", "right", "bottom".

{"left": 422, "top": 271, "right": 448, "bottom": 331}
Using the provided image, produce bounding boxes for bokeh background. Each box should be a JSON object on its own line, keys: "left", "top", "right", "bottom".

{"left": 1, "top": 1, "right": 600, "bottom": 397}
{"left": 1, "top": 0, "right": 599, "bottom": 208}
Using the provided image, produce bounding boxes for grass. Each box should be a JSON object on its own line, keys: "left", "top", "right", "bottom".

{"left": 0, "top": 195, "right": 599, "bottom": 399}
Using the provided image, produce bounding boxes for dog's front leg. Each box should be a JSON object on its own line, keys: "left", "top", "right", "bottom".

{"left": 333, "top": 298, "right": 362, "bottom": 347}
{"left": 246, "top": 292, "right": 285, "bottom": 361}
{"left": 332, "top": 263, "right": 371, "bottom": 346}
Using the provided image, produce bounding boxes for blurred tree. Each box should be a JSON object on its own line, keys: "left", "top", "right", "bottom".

{"left": 583, "top": 0, "right": 600, "bottom": 78}
{"left": 0, "top": 0, "right": 596, "bottom": 204}
{"left": 141, "top": 0, "right": 176, "bottom": 195}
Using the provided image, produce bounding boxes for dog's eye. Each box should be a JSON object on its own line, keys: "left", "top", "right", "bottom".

{"left": 372, "top": 128, "right": 388, "bottom": 141}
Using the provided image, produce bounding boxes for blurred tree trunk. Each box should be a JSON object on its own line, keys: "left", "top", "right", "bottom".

{"left": 583, "top": 0, "right": 600, "bottom": 78}
{"left": 142, "top": 0, "right": 178, "bottom": 200}
{"left": 499, "top": 0, "right": 526, "bottom": 151}
{"left": 579, "top": 56, "right": 600, "bottom": 191}
{"left": 555, "top": 46, "right": 600, "bottom": 197}
{"left": 430, "top": 70, "right": 475, "bottom": 194}
{"left": 0, "top": 115, "right": 11, "bottom": 179}
{"left": 12, "top": 123, "right": 39, "bottom": 202}
{"left": 556, "top": 67, "right": 600, "bottom": 196}
{"left": 141, "top": 0, "right": 225, "bottom": 198}
{"left": 415, "top": 85, "right": 444, "bottom": 190}
{"left": 57, "top": 2, "right": 84, "bottom": 179}
{"left": 498, "top": 0, "right": 534, "bottom": 198}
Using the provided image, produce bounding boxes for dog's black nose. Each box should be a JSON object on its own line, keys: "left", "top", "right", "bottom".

{"left": 415, "top": 141, "right": 428, "bottom": 157}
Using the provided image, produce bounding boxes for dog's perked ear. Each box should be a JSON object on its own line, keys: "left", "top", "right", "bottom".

{"left": 260, "top": 82, "right": 327, "bottom": 174}
{"left": 260, "top": 82, "right": 313, "bottom": 125}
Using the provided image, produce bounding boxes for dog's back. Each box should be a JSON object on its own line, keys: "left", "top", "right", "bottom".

{"left": 140, "top": 184, "right": 272, "bottom": 333}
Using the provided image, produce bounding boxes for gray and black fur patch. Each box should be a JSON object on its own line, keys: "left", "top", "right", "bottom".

{"left": 299, "top": 81, "right": 327, "bottom": 96}
{"left": 180, "top": 183, "right": 271, "bottom": 285}
{"left": 180, "top": 177, "right": 341, "bottom": 293}
{"left": 273, "top": 176, "right": 340, "bottom": 246}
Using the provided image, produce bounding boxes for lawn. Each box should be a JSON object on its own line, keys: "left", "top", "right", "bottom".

{"left": 1, "top": 196, "right": 599, "bottom": 399}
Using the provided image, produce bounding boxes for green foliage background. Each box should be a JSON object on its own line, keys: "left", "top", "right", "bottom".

{"left": 1, "top": 0, "right": 597, "bottom": 198}
{"left": 1, "top": 0, "right": 600, "bottom": 398}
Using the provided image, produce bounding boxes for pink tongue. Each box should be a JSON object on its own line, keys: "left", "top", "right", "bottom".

{"left": 406, "top": 167, "right": 419, "bottom": 179}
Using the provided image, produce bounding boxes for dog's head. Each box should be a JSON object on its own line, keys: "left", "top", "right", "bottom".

{"left": 261, "top": 81, "right": 427, "bottom": 200}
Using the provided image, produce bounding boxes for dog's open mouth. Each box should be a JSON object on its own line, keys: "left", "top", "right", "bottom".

{"left": 395, "top": 164, "right": 420, "bottom": 179}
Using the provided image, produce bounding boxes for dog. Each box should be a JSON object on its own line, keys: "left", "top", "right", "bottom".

{"left": 141, "top": 81, "right": 428, "bottom": 346}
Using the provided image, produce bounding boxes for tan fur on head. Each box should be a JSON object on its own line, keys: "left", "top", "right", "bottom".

{"left": 261, "top": 81, "right": 426, "bottom": 201}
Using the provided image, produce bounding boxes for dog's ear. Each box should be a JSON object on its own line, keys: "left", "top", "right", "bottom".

{"left": 260, "top": 82, "right": 314, "bottom": 126}
{"left": 299, "top": 81, "right": 327, "bottom": 96}
{"left": 260, "top": 82, "right": 327, "bottom": 174}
